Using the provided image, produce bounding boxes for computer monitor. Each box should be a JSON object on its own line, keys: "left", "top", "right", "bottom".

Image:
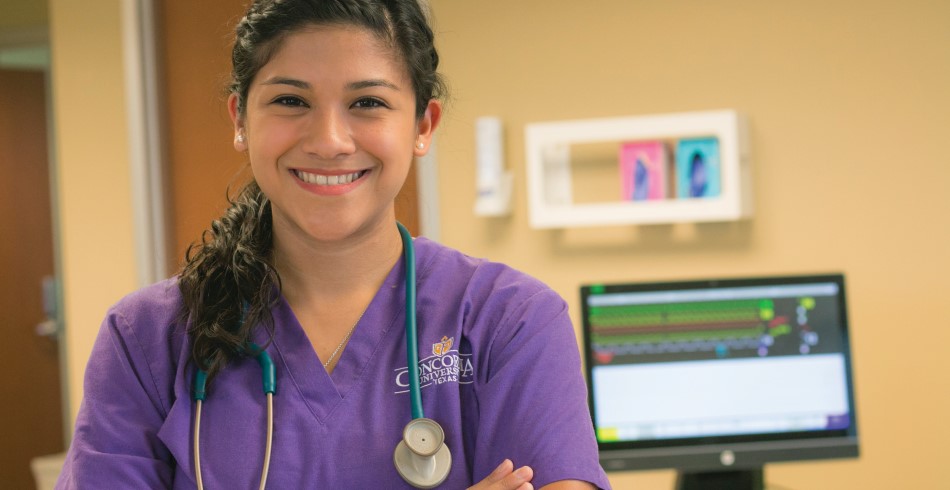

{"left": 580, "top": 274, "right": 859, "bottom": 490}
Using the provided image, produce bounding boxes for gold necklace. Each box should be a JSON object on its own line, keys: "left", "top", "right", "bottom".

{"left": 323, "top": 314, "right": 363, "bottom": 369}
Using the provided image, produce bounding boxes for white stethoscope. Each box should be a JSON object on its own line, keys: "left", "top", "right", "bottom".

{"left": 191, "top": 223, "right": 451, "bottom": 489}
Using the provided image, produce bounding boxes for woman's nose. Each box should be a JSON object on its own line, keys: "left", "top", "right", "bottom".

{"left": 302, "top": 108, "right": 356, "bottom": 159}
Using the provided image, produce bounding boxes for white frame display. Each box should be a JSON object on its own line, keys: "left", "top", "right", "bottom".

{"left": 524, "top": 110, "right": 752, "bottom": 228}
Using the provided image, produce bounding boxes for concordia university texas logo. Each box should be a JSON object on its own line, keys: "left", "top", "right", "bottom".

{"left": 433, "top": 336, "right": 453, "bottom": 356}
{"left": 393, "top": 335, "right": 474, "bottom": 393}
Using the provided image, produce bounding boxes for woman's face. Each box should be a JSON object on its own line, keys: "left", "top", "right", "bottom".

{"left": 230, "top": 25, "right": 440, "bottom": 245}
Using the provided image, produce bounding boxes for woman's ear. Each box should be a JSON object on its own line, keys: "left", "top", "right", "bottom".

{"left": 228, "top": 93, "right": 248, "bottom": 152}
{"left": 413, "top": 99, "right": 442, "bottom": 157}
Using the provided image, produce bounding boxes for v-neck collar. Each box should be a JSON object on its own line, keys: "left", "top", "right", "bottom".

{"left": 261, "top": 244, "right": 409, "bottom": 426}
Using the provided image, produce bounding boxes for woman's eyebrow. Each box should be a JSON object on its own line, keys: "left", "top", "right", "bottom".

{"left": 260, "top": 76, "right": 310, "bottom": 89}
{"left": 259, "top": 77, "right": 399, "bottom": 91}
{"left": 347, "top": 79, "right": 400, "bottom": 91}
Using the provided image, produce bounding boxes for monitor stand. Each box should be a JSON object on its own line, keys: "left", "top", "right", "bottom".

{"left": 675, "top": 468, "right": 764, "bottom": 490}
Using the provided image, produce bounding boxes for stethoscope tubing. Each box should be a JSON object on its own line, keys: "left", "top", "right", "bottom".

{"left": 193, "top": 400, "right": 203, "bottom": 489}
{"left": 192, "top": 222, "right": 426, "bottom": 489}
{"left": 261, "top": 393, "right": 274, "bottom": 490}
{"left": 397, "top": 222, "right": 425, "bottom": 420}
{"left": 192, "top": 394, "right": 273, "bottom": 490}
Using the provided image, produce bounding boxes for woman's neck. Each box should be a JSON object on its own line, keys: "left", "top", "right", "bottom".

{"left": 272, "top": 217, "right": 404, "bottom": 306}
{"left": 269, "top": 216, "right": 404, "bottom": 371}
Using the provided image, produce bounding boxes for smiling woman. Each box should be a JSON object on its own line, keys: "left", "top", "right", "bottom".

{"left": 55, "top": 1, "right": 610, "bottom": 489}
{"left": 232, "top": 26, "right": 436, "bottom": 242}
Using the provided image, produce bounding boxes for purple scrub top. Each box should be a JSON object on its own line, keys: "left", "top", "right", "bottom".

{"left": 56, "top": 237, "right": 611, "bottom": 489}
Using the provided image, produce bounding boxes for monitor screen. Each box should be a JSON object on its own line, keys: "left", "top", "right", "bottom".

{"left": 580, "top": 274, "right": 859, "bottom": 488}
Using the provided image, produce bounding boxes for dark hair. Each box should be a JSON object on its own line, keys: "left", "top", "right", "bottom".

{"left": 231, "top": 0, "right": 446, "bottom": 118}
{"left": 179, "top": 0, "right": 445, "bottom": 384}
{"left": 178, "top": 181, "right": 277, "bottom": 381}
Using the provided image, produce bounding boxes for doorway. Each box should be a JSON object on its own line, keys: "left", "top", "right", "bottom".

{"left": 0, "top": 5, "right": 65, "bottom": 488}
{"left": 0, "top": 66, "right": 64, "bottom": 489}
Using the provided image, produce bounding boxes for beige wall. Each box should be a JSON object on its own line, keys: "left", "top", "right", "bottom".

{"left": 48, "top": 0, "right": 949, "bottom": 487}
{"left": 429, "top": 0, "right": 949, "bottom": 488}
{"left": 49, "top": 0, "right": 137, "bottom": 424}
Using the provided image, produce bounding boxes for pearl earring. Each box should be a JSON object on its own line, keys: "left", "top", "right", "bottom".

{"left": 236, "top": 134, "right": 245, "bottom": 143}
{"left": 417, "top": 142, "right": 424, "bottom": 149}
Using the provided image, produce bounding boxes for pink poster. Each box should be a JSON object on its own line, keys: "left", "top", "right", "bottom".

{"left": 620, "top": 141, "right": 668, "bottom": 201}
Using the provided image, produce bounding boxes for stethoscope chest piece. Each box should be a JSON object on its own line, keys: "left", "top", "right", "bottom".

{"left": 394, "top": 418, "right": 451, "bottom": 488}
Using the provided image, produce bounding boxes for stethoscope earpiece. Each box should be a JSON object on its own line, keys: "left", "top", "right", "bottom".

{"left": 394, "top": 418, "right": 452, "bottom": 489}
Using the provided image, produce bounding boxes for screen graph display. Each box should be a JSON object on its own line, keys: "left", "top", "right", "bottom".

{"left": 587, "top": 283, "right": 843, "bottom": 366}
{"left": 583, "top": 279, "right": 854, "bottom": 445}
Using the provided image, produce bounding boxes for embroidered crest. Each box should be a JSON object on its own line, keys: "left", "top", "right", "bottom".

{"left": 432, "top": 335, "right": 454, "bottom": 356}
{"left": 393, "top": 335, "right": 474, "bottom": 394}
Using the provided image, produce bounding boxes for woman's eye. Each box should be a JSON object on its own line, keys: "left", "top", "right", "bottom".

{"left": 272, "top": 96, "right": 307, "bottom": 108}
{"left": 353, "top": 98, "right": 387, "bottom": 109}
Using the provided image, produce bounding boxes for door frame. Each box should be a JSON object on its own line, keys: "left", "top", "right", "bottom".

{"left": 122, "top": 0, "right": 170, "bottom": 284}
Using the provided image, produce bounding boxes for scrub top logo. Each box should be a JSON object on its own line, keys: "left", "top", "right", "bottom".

{"left": 394, "top": 335, "right": 474, "bottom": 394}
{"left": 433, "top": 336, "right": 453, "bottom": 356}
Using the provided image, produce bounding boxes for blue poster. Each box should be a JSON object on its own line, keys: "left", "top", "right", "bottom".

{"left": 675, "top": 137, "right": 721, "bottom": 199}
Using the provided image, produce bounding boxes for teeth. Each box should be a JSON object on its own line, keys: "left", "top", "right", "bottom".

{"left": 295, "top": 169, "right": 364, "bottom": 185}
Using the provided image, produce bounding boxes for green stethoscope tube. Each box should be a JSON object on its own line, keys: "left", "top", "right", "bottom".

{"left": 192, "top": 222, "right": 420, "bottom": 402}
{"left": 193, "top": 343, "right": 274, "bottom": 490}
{"left": 191, "top": 221, "right": 428, "bottom": 488}
{"left": 397, "top": 221, "right": 424, "bottom": 420}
